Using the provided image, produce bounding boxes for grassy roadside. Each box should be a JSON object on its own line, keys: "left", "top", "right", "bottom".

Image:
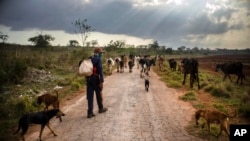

{"left": 0, "top": 46, "right": 114, "bottom": 140}
{"left": 0, "top": 45, "right": 139, "bottom": 140}
{"left": 152, "top": 57, "right": 250, "bottom": 141}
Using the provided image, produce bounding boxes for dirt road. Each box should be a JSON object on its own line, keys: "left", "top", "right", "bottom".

{"left": 26, "top": 67, "right": 204, "bottom": 141}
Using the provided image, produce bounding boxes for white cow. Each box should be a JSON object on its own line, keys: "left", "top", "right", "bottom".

{"left": 106, "top": 58, "right": 115, "bottom": 75}
{"left": 114, "top": 57, "right": 121, "bottom": 73}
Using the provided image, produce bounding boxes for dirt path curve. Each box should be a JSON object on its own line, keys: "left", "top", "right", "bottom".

{"left": 26, "top": 67, "right": 205, "bottom": 141}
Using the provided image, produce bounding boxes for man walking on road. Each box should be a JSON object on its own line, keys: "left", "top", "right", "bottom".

{"left": 86, "top": 47, "right": 108, "bottom": 118}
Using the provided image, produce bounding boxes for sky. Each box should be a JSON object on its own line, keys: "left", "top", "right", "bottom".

{"left": 0, "top": 0, "right": 249, "bottom": 49}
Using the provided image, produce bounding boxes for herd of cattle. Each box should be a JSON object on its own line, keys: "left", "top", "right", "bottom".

{"left": 106, "top": 55, "right": 246, "bottom": 89}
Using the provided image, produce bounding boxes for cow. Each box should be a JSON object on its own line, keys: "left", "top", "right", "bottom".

{"left": 144, "top": 55, "right": 154, "bottom": 71}
{"left": 168, "top": 59, "right": 177, "bottom": 71}
{"left": 135, "top": 56, "right": 141, "bottom": 69}
{"left": 215, "top": 62, "right": 245, "bottom": 84}
{"left": 115, "top": 57, "right": 121, "bottom": 72}
{"left": 150, "top": 57, "right": 156, "bottom": 66}
{"left": 128, "top": 54, "right": 135, "bottom": 73}
{"left": 181, "top": 58, "right": 200, "bottom": 89}
{"left": 129, "top": 54, "right": 135, "bottom": 64}
{"left": 128, "top": 60, "right": 134, "bottom": 73}
{"left": 139, "top": 56, "right": 154, "bottom": 77}
{"left": 106, "top": 58, "right": 114, "bottom": 75}
{"left": 119, "top": 60, "right": 124, "bottom": 73}
{"left": 158, "top": 56, "right": 164, "bottom": 71}
{"left": 121, "top": 55, "right": 128, "bottom": 68}
{"left": 177, "top": 63, "right": 184, "bottom": 73}
{"left": 139, "top": 58, "right": 147, "bottom": 78}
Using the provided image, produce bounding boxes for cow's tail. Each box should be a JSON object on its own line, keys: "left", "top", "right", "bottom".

{"left": 243, "top": 73, "right": 246, "bottom": 80}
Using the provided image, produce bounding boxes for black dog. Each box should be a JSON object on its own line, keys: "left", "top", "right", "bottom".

{"left": 14, "top": 109, "right": 65, "bottom": 141}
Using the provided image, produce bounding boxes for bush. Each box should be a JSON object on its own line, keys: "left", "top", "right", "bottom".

{"left": 211, "top": 87, "right": 231, "bottom": 98}
{"left": 0, "top": 68, "right": 7, "bottom": 91}
{"left": 180, "top": 91, "right": 197, "bottom": 101}
{"left": 167, "top": 81, "right": 182, "bottom": 88}
{"left": 6, "top": 96, "right": 40, "bottom": 118}
{"left": 204, "top": 85, "right": 214, "bottom": 92}
{"left": 199, "top": 82, "right": 208, "bottom": 89}
{"left": 239, "top": 103, "right": 250, "bottom": 118}
{"left": 70, "top": 78, "right": 84, "bottom": 91}
{"left": 193, "top": 103, "right": 206, "bottom": 109}
{"left": 3, "top": 58, "right": 28, "bottom": 84}
{"left": 212, "top": 103, "right": 227, "bottom": 113}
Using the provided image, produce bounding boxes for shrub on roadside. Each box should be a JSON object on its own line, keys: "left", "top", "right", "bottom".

{"left": 212, "top": 103, "right": 227, "bottom": 113}
{"left": 70, "top": 77, "right": 85, "bottom": 91}
{"left": 204, "top": 85, "right": 214, "bottom": 92}
{"left": 193, "top": 102, "right": 206, "bottom": 109}
{"left": 239, "top": 103, "right": 250, "bottom": 118}
{"left": 211, "top": 87, "right": 231, "bottom": 98}
{"left": 180, "top": 91, "right": 197, "bottom": 101}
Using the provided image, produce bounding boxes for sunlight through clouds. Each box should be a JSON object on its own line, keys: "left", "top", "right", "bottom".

{"left": 132, "top": 0, "right": 184, "bottom": 7}
{"left": 0, "top": 0, "right": 249, "bottom": 49}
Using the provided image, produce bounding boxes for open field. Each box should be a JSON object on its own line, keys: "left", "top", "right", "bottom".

{"left": 197, "top": 54, "right": 250, "bottom": 76}
{"left": 153, "top": 53, "right": 250, "bottom": 140}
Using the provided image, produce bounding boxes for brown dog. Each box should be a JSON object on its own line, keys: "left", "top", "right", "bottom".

{"left": 195, "top": 109, "right": 237, "bottom": 137}
{"left": 37, "top": 90, "right": 63, "bottom": 121}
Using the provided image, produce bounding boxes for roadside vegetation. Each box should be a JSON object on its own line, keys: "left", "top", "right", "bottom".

{"left": 0, "top": 43, "right": 161, "bottom": 140}
{"left": 0, "top": 43, "right": 249, "bottom": 140}
{"left": 152, "top": 56, "right": 250, "bottom": 141}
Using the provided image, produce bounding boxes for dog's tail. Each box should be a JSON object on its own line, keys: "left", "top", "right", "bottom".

{"left": 54, "top": 89, "right": 59, "bottom": 98}
{"left": 13, "top": 122, "right": 21, "bottom": 135}
{"left": 13, "top": 117, "right": 24, "bottom": 134}
{"left": 54, "top": 90, "right": 60, "bottom": 108}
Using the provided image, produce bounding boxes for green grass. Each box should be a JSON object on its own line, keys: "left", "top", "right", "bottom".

{"left": 153, "top": 55, "right": 250, "bottom": 140}
{"left": 180, "top": 91, "right": 197, "bottom": 101}
{"left": 0, "top": 46, "right": 94, "bottom": 140}
{"left": 212, "top": 103, "right": 227, "bottom": 113}
{"left": 193, "top": 102, "right": 206, "bottom": 109}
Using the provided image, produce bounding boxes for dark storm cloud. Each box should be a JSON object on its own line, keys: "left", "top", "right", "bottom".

{"left": 0, "top": 0, "right": 87, "bottom": 31}
{"left": 212, "top": 7, "right": 237, "bottom": 22}
{"left": 0, "top": 0, "right": 248, "bottom": 46}
{"left": 185, "top": 14, "right": 228, "bottom": 35}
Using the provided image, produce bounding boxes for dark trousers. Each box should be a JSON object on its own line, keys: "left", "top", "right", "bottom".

{"left": 86, "top": 75, "right": 103, "bottom": 115}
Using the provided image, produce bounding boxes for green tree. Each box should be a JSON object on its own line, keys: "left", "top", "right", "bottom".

{"left": 28, "top": 34, "right": 55, "bottom": 47}
{"left": 0, "top": 32, "right": 8, "bottom": 43}
{"left": 68, "top": 40, "right": 79, "bottom": 47}
{"left": 72, "top": 18, "right": 95, "bottom": 47}
{"left": 149, "top": 40, "right": 160, "bottom": 50}
{"left": 191, "top": 46, "right": 199, "bottom": 53}
{"left": 177, "top": 46, "right": 186, "bottom": 53}
{"left": 107, "top": 40, "right": 125, "bottom": 48}
{"left": 165, "top": 47, "right": 173, "bottom": 54}
{"left": 91, "top": 40, "right": 98, "bottom": 47}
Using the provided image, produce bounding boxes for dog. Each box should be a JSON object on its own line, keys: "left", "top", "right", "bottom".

{"left": 14, "top": 109, "right": 65, "bottom": 141}
{"left": 37, "top": 90, "right": 63, "bottom": 121}
{"left": 195, "top": 109, "right": 237, "bottom": 137}
{"left": 144, "top": 72, "right": 150, "bottom": 92}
